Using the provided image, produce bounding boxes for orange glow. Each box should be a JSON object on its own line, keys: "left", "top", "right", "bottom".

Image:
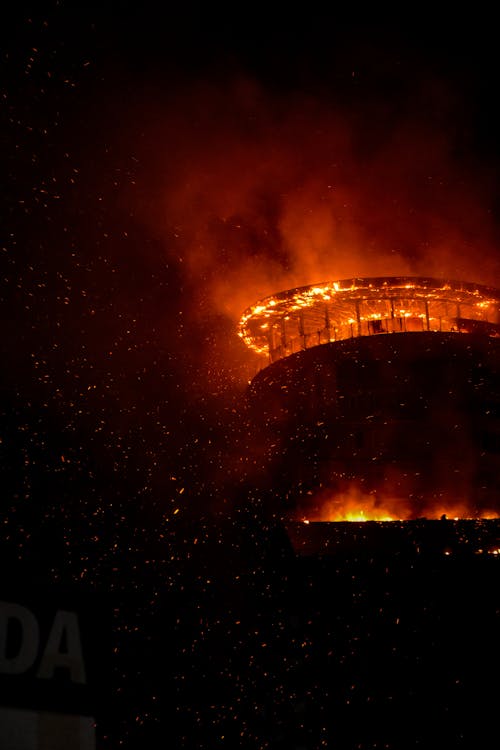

{"left": 239, "top": 276, "right": 500, "bottom": 366}
{"left": 137, "top": 78, "right": 500, "bottom": 388}
{"left": 300, "top": 488, "right": 500, "bottom": 523}
{"left": 325, "top": 508, "right": 397, "bottom": 522}
{"left": 303, "top": 491, "right": 410, "bottom": 522}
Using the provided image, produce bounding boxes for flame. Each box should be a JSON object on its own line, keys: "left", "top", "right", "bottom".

{"left": 238, "top": 276, "right": 500, "bottom": 366}
{"left": 330, "top": 508, "right": 397, "bottom": 522}
{"left": 127, "top": 76, "right": 500, "bottom": 393}
{"left": 303, "top": 491, "right": 410, "bottom": 522}
{"left": 300, "top": 488, "right": 500, "bottom": 523}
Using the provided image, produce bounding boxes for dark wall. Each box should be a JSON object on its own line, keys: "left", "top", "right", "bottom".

{"left": 247, "top": 332, "right": 500, "bottom": 516}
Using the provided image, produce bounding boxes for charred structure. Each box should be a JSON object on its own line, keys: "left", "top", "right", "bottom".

{"left": 240, "top": 277, "right": 500, "bottom": 520}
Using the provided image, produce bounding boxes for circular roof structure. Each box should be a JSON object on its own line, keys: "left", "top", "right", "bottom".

{"left": 238, "top": 276, "right": 500, "bottom": 365}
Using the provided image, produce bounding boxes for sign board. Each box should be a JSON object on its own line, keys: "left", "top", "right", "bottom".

{"left": 0, "top": 588, "right": 107, "bottom": 750}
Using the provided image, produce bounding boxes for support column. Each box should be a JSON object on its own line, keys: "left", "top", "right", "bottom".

{"left": 280, "top": 317, "right": 287, "bottom": 355}
{"left": 324, "top": 304, "right": 331, "bottom": 342}
{"left": 355, "top": 300, "right": 362, "bottom": 337}
{"left": 299, "top": 312, "right": 306, "bottom": 350}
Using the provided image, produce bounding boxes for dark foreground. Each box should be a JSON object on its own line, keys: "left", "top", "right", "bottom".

{"left": 104, "top": 518, "right": 500, "bottom": 748}
{"left": 3, "top": 518, "right": 500, "bottom": 749}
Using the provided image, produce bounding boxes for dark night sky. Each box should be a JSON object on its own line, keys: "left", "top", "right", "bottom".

{"left": 2, "top": 6, "right": 500, "bottom": 533}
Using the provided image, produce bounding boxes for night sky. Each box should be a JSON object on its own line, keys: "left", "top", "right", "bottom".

{"left": 3, "top": 6, "right": 500, "bottom": 747}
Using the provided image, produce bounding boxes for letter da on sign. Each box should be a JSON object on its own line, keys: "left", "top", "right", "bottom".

{"left": 0, "top": 601, "right": 86, "bottom": 684}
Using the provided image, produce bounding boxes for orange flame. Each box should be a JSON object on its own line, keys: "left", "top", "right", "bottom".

{"left": 239, "top": 277, "right": 500, "bottom": 365}
{"left": 300, "top": 487, "right": 500, "bottom": 523}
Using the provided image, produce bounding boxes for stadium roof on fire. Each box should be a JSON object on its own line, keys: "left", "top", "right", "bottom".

{"left": 238, "top": 276, "right": 500, "bottom": 365}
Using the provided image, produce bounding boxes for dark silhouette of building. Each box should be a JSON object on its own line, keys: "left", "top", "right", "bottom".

{"left": 241, "top": 277, "right": 500, "bottom": 520}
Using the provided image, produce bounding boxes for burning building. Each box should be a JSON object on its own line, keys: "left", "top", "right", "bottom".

{"left": 239, "top": 277, "right": 500, "bottom": 522}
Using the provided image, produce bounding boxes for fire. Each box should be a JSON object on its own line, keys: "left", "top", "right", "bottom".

{"left": 303, "top": 491, "right": 410, "bottom": 523}
{"left": 239, "top": 276, "right": 500, "bottom": 366}
{"left": 300, "top": 489, "right": 500, "bottom": 523}
{"left": 242, "top": 277, "right": 500, "bottom": 524}
{"left": 329, "top": 508, "right": 397, "bottom": 522}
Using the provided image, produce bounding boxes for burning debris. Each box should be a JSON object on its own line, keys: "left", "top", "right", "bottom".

{"left": 239, "top": 276, "right": 500, "bottom": 365}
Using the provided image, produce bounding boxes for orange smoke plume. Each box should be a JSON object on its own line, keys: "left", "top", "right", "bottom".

{"left": 139, "top": 77, "right": 500, "bottom": 340}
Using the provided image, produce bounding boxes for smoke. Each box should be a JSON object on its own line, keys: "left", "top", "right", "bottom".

{"left": 115, "top": 72, "right": 500, "bottom": 515}
{"left": 137, "top": 75, "right": 500, "bottom": 341}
